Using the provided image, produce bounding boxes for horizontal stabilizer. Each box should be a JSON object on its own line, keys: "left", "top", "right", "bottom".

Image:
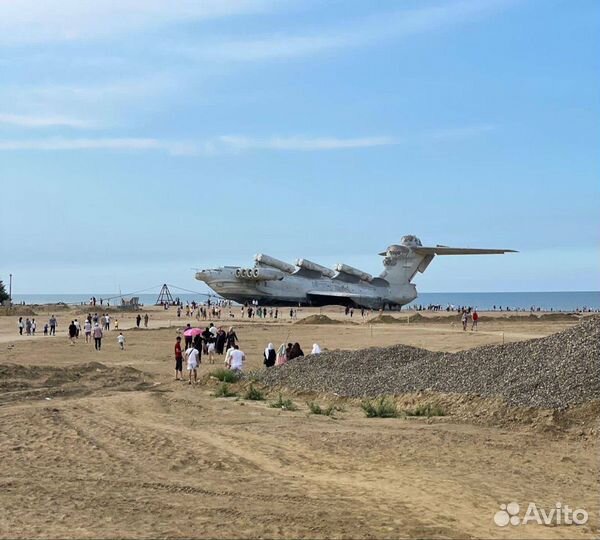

{"left": 414, "top": 247, "right": 517, "bottom": 256}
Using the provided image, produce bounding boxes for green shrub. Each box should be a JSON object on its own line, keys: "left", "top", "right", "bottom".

{"left": 214, "top": 382, "right": 237, "bottom": 398}
{"left": 307, "top": 401, "right": 324, "bottom": 414}
{"left": 361, "top": 396, "right": 398, "bottom": 418}
{"left": 269, "top": 393, "right": 297, "bottom": 411}
{"left": 244, "top": 384, "right": 265, "bottom": 401}
{"left": 210, "top": 368, "right": 240, "bottom": 383}
{"left": 405, "top": 404, "right": 445, "bottom": 417}
{"left": 307, "top": 402, "right": 340, "bottom": 416}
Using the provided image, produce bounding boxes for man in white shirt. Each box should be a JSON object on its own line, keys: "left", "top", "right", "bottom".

{"left": 185, "top": 345, "right": 200, "bottom": 385}
{"left": 228, "top": 345, "right": 245, "bottom": 372}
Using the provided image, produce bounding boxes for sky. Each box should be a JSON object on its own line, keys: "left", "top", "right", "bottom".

{"left": 0, "top": 0, "right": 598, "bottom": 295}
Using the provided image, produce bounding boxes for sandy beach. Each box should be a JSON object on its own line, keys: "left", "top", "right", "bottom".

{"left": 0, "top": 306, "right": 597, "bottom": 539}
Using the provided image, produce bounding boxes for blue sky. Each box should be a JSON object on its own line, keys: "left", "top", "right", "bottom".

{"left": 0, "top": 0, "right": 598, "bottom": 294}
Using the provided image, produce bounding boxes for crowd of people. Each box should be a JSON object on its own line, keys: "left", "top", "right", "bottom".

{"left": 175, "top": 322, "right": 321, "bottom": 385}
{"left": 17, "top": 312, "right": 132, "bottom": 351}
{"left": 18, "top": 315, "right": 61, "bottom": 337}
{"left": 344, "top": 306, "right": 378, "bottom": 318}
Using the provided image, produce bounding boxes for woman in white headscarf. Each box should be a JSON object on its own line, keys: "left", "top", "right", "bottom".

{"left": 311, "top": 343, "right": 321, "bottom": 355}
{"left": 263, "top": 343, "right": 276, "bottom": 368}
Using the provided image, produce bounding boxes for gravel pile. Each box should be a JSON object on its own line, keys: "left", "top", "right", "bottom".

{"left": 256, "top": 316, "right": 600, "bottom": 408}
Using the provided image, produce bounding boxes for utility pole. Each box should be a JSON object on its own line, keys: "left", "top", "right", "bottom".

{"left": 9, "top": 273, "right": 12, "bottom": 305}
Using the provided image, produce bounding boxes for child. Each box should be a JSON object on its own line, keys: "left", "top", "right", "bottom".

{"left": 43, "top": 323, "right": 49, "bottom": 336}
{"left": 117, "top": 332, "right": 125, "bottom": 350}
{"left": 184, "top": 342, "right": 200, "bottom": 385}
{"left": 114, "top": 319, "right": 119, "bottom": 330}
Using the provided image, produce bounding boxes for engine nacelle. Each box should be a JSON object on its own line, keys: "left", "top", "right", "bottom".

{"left": 335, "top": 263, "right": 373, "bottom": 282}
{"left": 254, "top": 253, "right": 296, "bottom": 274}
{"left": 235, "top": 267, "right": 284, "bottom": 281}
{"left": 296, "top": 258, "right": 336, "bottom": 278}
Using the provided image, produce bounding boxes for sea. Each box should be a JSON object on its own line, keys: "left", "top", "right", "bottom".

{"left": 9, "top": 291, "right": 600, "bottom": 312}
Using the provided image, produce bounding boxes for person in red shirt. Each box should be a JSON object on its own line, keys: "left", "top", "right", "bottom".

{"left": 471, "top": 310, "right": 479, "bottom": 331}
{"left": 174, "top": 336, "right": 184, "bottom": 380}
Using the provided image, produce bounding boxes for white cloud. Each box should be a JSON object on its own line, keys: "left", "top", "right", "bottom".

{"left": 0, "top": 135, "right": 398, "bottom": 155}
{"left": 0, "top": 113, "right": 92, "bottom": 129}
{"left": 0, "top": 76, "right": 176, "bottom": 129}
{"left": 179, "top": 0, "right": 517, "bottom": 62}
{"left": 4, "top": 76, "right": 175, "bottom": 105}
{"left": 0, "top": 0, "right": 277, "bottom": 45}
{"left": 0, "top": 126, "right": 495, "bottom": 155}
{"left": 0, "top": 137, "right": 165, "bottom": 151}
{"left": 216, "top": 135, "right": 398, "bottom": 151}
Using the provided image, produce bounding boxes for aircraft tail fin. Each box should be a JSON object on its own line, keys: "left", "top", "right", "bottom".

{"left": 379, "top": 237, "right": 516, "bottom": 285}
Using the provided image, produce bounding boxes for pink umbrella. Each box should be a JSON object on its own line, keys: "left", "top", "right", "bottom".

{"left": 183, "top": 327, "right": 203, "bottom": 337}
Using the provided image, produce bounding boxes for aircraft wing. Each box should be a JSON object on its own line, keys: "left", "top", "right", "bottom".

{"left": 414, "top": 246, "right": 517, "bottom": 256}
{"left": 306, "top": 291, "right": 375, "bottom": 305}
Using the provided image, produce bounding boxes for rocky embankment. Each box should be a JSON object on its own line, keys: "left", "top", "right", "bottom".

{"left": 257, "top": 317, "right": 600, "bottom": 408}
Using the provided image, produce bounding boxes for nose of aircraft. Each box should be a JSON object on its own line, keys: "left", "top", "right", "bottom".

{"left": 195, "top": 270, "right": 211, "bottom": 282}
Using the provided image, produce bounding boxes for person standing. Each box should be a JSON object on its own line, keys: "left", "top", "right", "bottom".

{"left": 275, "top": 343, "right": 287, "bottom": 366}
{"left": 68, "top": 321, "right": 77, "bottom": 345}
{"left": 471, "top": 309, "right": 479, "bottom": 331}
{"left": 144, "top": 313, "right": 149, "bottom": 328}
{"left": 225, "top": 327, "right": 238, "bottom": 349}
{"left": 17, "top": 317, "right": 24, "bottom": 335}
{"left": 206, "top": 335, "right": 216, "bottom": 364}
{"left": 174, "top": 336, "right": 184, "bottom": 380}
{"left": 215, "top": 327, "right": 227, "bottom": 355}
{"left": 184, "top": 324, "right": 193, "bottom": 348}
{"left": 288, "top": 342, "right": 304, "bottom": 360}
{"left": 201, "top": 326, "right": 212, "bottom": 356}
{"left": 74, "top": 319, "right": 81, "bottom": 338}
{"left": 93, "top": 323, "right": 103, "bottom": 350}
{"left": 31, "top": 318, "right": 37, "bottom": 335}
{"left": 461, "top": 311, "right": 468, "bottom": 331}
{"left": 228, "top": 345, "right": 245, "bottom": 372}
{"left": 185, "top": 342, "right": 200, "bottom": 385}
{"left": 263, "top": 343, "right": 276, "bottom": 368}
{"left": 105, "top": 314, "right": 111, "bottom": 331}
{"left": 84, "top": 319, "right": 92, "bottom": 343}
{"left": 117, "top": 332, "right": 125, "bottom": 350}
{"left": 49, "top": 315, "right": 57, "bottom": 336}
{"left": 136, "top": 314, "right": 142, "bottom": 328}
